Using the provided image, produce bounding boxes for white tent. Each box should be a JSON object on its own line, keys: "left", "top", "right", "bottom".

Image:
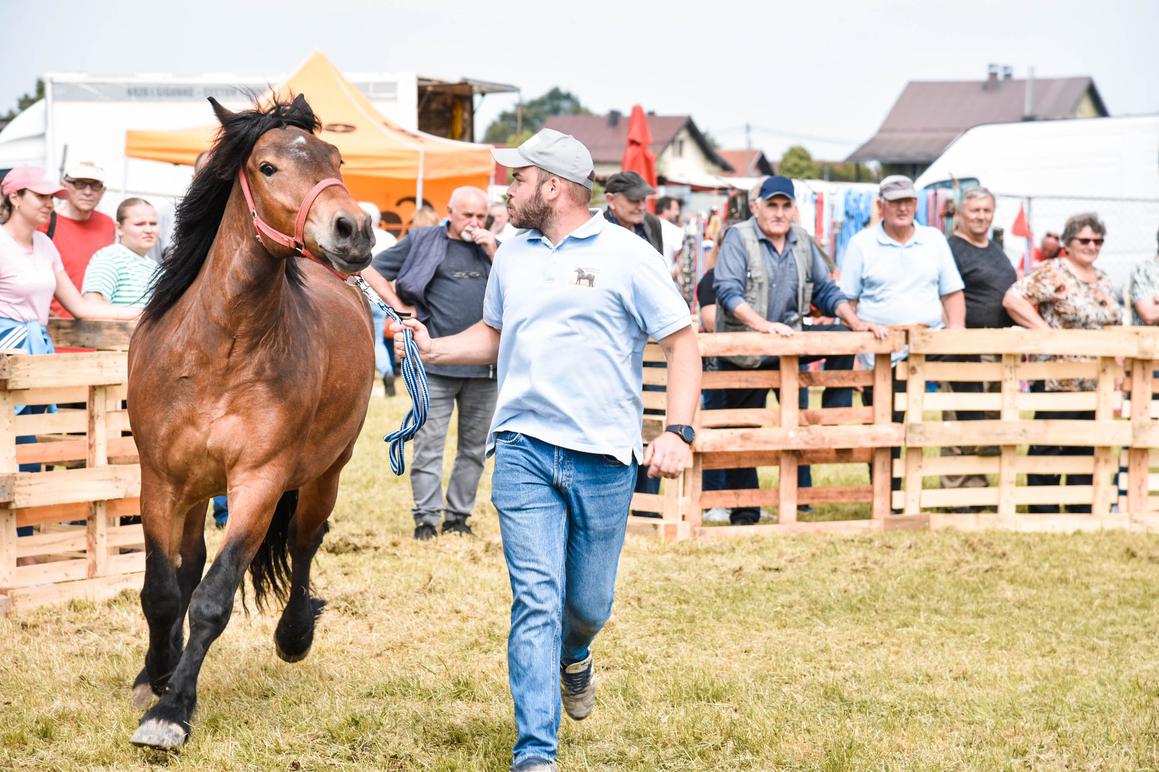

{"left": 916, "top": 115, "right": 1159, "bottom": 286}
{"left": 0, "top": 100, "right": 46, "bottom": 170}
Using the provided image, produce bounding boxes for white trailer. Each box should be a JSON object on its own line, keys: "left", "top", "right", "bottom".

{"left": 916, "top": 115, "right": 1159, "bottom": 289}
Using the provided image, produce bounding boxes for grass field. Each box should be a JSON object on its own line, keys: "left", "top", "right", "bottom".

{"left": 3, "top": 392, "right": 1159, "bottom": 770}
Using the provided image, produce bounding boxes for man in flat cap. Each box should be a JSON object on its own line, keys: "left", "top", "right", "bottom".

{"left": 393, "top": 128, "right": 701, "bottom": 772}
{"left": 603, "top": 170, "right": 664, "bottom": 256}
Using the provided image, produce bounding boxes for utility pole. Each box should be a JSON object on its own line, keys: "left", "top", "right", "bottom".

{"left": 744, "top": 123, "right": 751, "bottom": 151}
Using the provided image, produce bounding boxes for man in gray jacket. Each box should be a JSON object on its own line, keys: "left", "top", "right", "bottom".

{"left": 363, "top": 186, "right": 498, "bottom": 539}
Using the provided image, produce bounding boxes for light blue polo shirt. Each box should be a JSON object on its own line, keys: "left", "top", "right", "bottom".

{"left": 483, "top": 210, "right": 691, "bottom": 464}
{"left": 838, "top": 222, "right": 964, "bottom": 366}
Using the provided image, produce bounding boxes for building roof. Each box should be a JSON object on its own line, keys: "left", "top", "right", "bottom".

{"left": 543, "top": 113, "right": 733, "bottom": 172}
{"left": 717, "top": 149, "right": 775, "bottom": 177}
{"left": 846, "top": 76, "right": 1107, "bottom": 164}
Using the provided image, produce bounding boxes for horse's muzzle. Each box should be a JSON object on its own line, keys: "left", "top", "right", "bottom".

{"left": 318, "top": 213, "right": 374, "bottom": 272}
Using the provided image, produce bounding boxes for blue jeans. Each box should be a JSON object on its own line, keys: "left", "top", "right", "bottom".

{"left": 369, "top": 303, "right": 395, "bottom": 380}
{"left": 490, "top": 431, "right": 636, "bottom": 766}
{"left": 212, "top": 495, "right": 229, "bottom": 527}
{"left": 15, "top": 404, "right": 49, "bottom": 536}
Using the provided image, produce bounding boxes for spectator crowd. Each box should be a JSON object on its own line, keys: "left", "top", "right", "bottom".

{"left": 1, "top": 141, "right": 1155, "bottom": 538}
{"left": 357, "top": 162, "right": 1156, "bottom": 535}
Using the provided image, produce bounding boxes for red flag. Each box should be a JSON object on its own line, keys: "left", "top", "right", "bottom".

{"left": 1011, "top": 203, "right": 1031, "bottom": 238}
{"left": 1011, "top": 201, "right": 1035, "bottom": 276}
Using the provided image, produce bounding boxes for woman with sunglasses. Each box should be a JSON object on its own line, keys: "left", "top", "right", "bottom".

{"left": 1002, "top": 213, "right": 1119, "bottom": 513}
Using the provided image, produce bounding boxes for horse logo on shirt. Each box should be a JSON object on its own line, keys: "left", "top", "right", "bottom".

{"left": 574, "top": 267, "right": 598, "bottom": 287}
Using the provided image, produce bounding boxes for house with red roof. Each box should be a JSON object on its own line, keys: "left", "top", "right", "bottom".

{"left": 543, "top": 111, "right": 733, "bottom": 182}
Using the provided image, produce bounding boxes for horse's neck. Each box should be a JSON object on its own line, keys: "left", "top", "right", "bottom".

{"left": 196, "top": 187, "right": 298, "bottom": 339}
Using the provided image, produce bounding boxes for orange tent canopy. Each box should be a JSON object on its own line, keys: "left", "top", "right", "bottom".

{"left": 124, "top": 51, "right": 493, "bottom": 224}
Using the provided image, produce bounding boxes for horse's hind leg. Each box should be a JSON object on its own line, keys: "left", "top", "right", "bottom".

{"left": 133, "top": 502, "right": 208, "bottom": 709}
{"left": 275, "top": 465, "right": 343, "bottom": 663}
{"left": 132, "top": 485, "right": 284, "bottom": 750}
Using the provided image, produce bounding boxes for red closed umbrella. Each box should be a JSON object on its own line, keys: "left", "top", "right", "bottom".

{"left": 620, "top": 104, "right": 657, "bottom": 188}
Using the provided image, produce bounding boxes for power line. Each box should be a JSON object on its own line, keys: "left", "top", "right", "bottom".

{"left": 715, "top": 124, "right": 861, "bottom": 146}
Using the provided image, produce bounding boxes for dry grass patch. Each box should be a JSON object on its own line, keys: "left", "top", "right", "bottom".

{"left": 3, "top": 394, "right": 1159, "bottom": 769}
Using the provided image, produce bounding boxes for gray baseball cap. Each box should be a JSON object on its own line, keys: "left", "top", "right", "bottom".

{"left": 492, "top": 128, "right": 594, "bottom": 190}
{"left": 879, "top": 174, "right": 918, "bottom": 201}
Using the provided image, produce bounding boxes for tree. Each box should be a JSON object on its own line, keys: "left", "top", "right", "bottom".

{"left": 3, "top": 79, "right": 44, "bottom": 122}
{"left": 778, "top": 145, "right": 819, "bottom": 180}
{"left": 483, "top": 87, "right": 591, "bottom": 145}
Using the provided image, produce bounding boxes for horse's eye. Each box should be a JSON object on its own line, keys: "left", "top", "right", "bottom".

{"left": 259, "top": 162, "right": 277, "bottom": 177}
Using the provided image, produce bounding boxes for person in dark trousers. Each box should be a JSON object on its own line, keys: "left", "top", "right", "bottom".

{"left": 714, "top": 176, "right": 887, "bottom": 524}
{"left": 940, "top": 187, "right": 1017, "bottom": 506}
{"left": 602, "top": 171, "right": 670, "bottom": 513}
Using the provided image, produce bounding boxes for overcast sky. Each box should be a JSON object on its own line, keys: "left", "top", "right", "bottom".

{"left": 3, "top": 0, "right": 1156, "bottom": 161}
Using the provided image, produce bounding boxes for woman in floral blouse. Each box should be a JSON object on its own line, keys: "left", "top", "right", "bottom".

{"left": 1002, "top": 212, "right": 1120, "bottom": 513}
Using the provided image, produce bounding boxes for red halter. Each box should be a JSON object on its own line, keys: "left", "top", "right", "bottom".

{"left": 237, "top": 167, "right": 350, "bottom": 279}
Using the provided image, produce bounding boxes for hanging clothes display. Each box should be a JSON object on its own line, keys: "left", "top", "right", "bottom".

{"left": 836, "top": 190, "right": 873, "bottom": 267}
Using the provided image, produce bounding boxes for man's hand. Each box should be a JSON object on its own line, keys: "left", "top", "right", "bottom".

{"left": 389, "top": 318, "right": 432, "bottom": 361}
{"left": 642, "top": 431, "right": 692, "bottom": 479}
{"left": 763, "top": 321, "right": 795, "bottom": 337}
{"left": 464, "top": 225, "right": 498, "bottom": 258}
{"left": 850, "top": 319, "right": 890, "bottom": 340}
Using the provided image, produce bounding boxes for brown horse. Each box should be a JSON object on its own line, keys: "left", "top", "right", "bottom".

{"left": 126, "top": 95, "right": 374, "bottom": 749}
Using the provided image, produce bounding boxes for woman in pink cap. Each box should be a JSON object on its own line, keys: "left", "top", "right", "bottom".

{"left": 0, "top": 165, "right": 136, "bottom": 353}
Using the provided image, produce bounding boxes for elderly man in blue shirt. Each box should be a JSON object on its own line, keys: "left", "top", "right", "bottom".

{"left": 393, "top": 128, "right": 700, "bottom": 772}
{"left": 839, "top": 174, "right": 966, "bottom": 494}
{"left": 713, "top": 175, "right": 886, "bottom": 525}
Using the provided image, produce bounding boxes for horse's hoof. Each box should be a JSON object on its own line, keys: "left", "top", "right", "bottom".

{"left": 275, "top": 637, "right": 310, "bottom": 663}
{"left": 130, "top": 718, "right": 187, "bottom": 749}
{"left": 131, "top": 681, "right": 158, "bottom": 709}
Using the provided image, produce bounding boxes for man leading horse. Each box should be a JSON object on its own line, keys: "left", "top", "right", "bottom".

{"left": 393, "top": 128, "right": 701, "bottom": 772}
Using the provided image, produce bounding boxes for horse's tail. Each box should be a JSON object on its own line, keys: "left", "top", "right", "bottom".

{"left": 247, "top": 489, "right": 298, "bottom": 611}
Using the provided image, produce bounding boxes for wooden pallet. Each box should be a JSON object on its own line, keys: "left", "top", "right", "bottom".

{"left": 0, "top": 321, "right": 143, "bottom": 615}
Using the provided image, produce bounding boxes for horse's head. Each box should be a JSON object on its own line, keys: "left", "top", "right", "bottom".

{"left": 213, "top": 95, "right": 374, "bottom": 275}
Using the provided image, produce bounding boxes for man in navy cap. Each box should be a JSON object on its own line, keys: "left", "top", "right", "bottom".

{"left": 713, "top": 175, "right": 887, "bottom": 525}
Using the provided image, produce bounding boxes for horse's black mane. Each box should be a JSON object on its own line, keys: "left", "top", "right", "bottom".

{"left": 140, "top": 95, "right": 322, "bottom": 325}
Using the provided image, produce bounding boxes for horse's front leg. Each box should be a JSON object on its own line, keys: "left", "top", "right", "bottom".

{"left": 275, "top": 455, "right": 349, "bottom": 662}
{"left": 134, "top": 471, "right": 188, "bottom": 708}
{"left": 133, "top": 502, "right": 209, "bottom": 709}
{"left": 131, "top": 484, "right": 284, "bottom": 750}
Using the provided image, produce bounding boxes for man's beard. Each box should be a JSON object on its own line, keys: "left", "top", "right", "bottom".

{"left": 509, "top": 185, "right": 553, "bottom": 233}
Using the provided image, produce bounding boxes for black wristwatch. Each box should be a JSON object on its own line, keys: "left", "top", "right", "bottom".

{"left": 665, "top": 424, "right": 696, "bottom": 445}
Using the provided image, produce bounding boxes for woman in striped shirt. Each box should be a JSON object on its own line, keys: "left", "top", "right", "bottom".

{"left": 82, "top": 198, "right": 159, "bottom": 307}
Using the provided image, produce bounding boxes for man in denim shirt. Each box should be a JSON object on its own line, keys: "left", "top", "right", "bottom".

{"left": 713, "top": 175, "right": 886, "bottom": 524}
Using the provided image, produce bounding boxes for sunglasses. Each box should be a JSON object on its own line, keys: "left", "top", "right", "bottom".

{"left": 1073, "top": 237, "right": 1105, "bottom": 247}
{"left": 65, "top": 178, "right": 104, "bottom": 191}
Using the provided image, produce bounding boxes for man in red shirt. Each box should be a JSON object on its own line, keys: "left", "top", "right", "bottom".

{"left": 41, "top": 161, "right": 115, "bottom": 317}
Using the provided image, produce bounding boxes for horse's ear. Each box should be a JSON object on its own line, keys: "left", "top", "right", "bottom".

{"left": 290, "top": 93, "right": 308, "bottom": 112}
{"left": 208, "top": 97, "right": 234, "bottom": 125}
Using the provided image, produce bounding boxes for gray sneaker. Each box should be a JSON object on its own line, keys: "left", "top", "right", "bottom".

{"left": 560, "top": 654, "right": 596, "bottom": 720}
{"left": 512, "top": 758, "right": 557, "bottom": 772}
{"left": 702, "top": 507, "right": 730, "bottom": 524}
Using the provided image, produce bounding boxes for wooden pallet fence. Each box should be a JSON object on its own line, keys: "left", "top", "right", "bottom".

{"left": 634, "top": 326, "right": 1159, "bottom": 542}
{"left": 899, "top": 328, "right": 1159, "bottom": 532}
{"left": 0, "top": 320, "right": 142, "bottom": 615}
{"left": 626, "top": 342, "right": 693, "bottom": 542}
{"left": 684, "top": 329, "right": 914, "bottom": 541}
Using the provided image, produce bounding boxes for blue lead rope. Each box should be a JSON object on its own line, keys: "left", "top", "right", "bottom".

{"left": 348, "top": 275, "right": 430, "bottom": 475}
